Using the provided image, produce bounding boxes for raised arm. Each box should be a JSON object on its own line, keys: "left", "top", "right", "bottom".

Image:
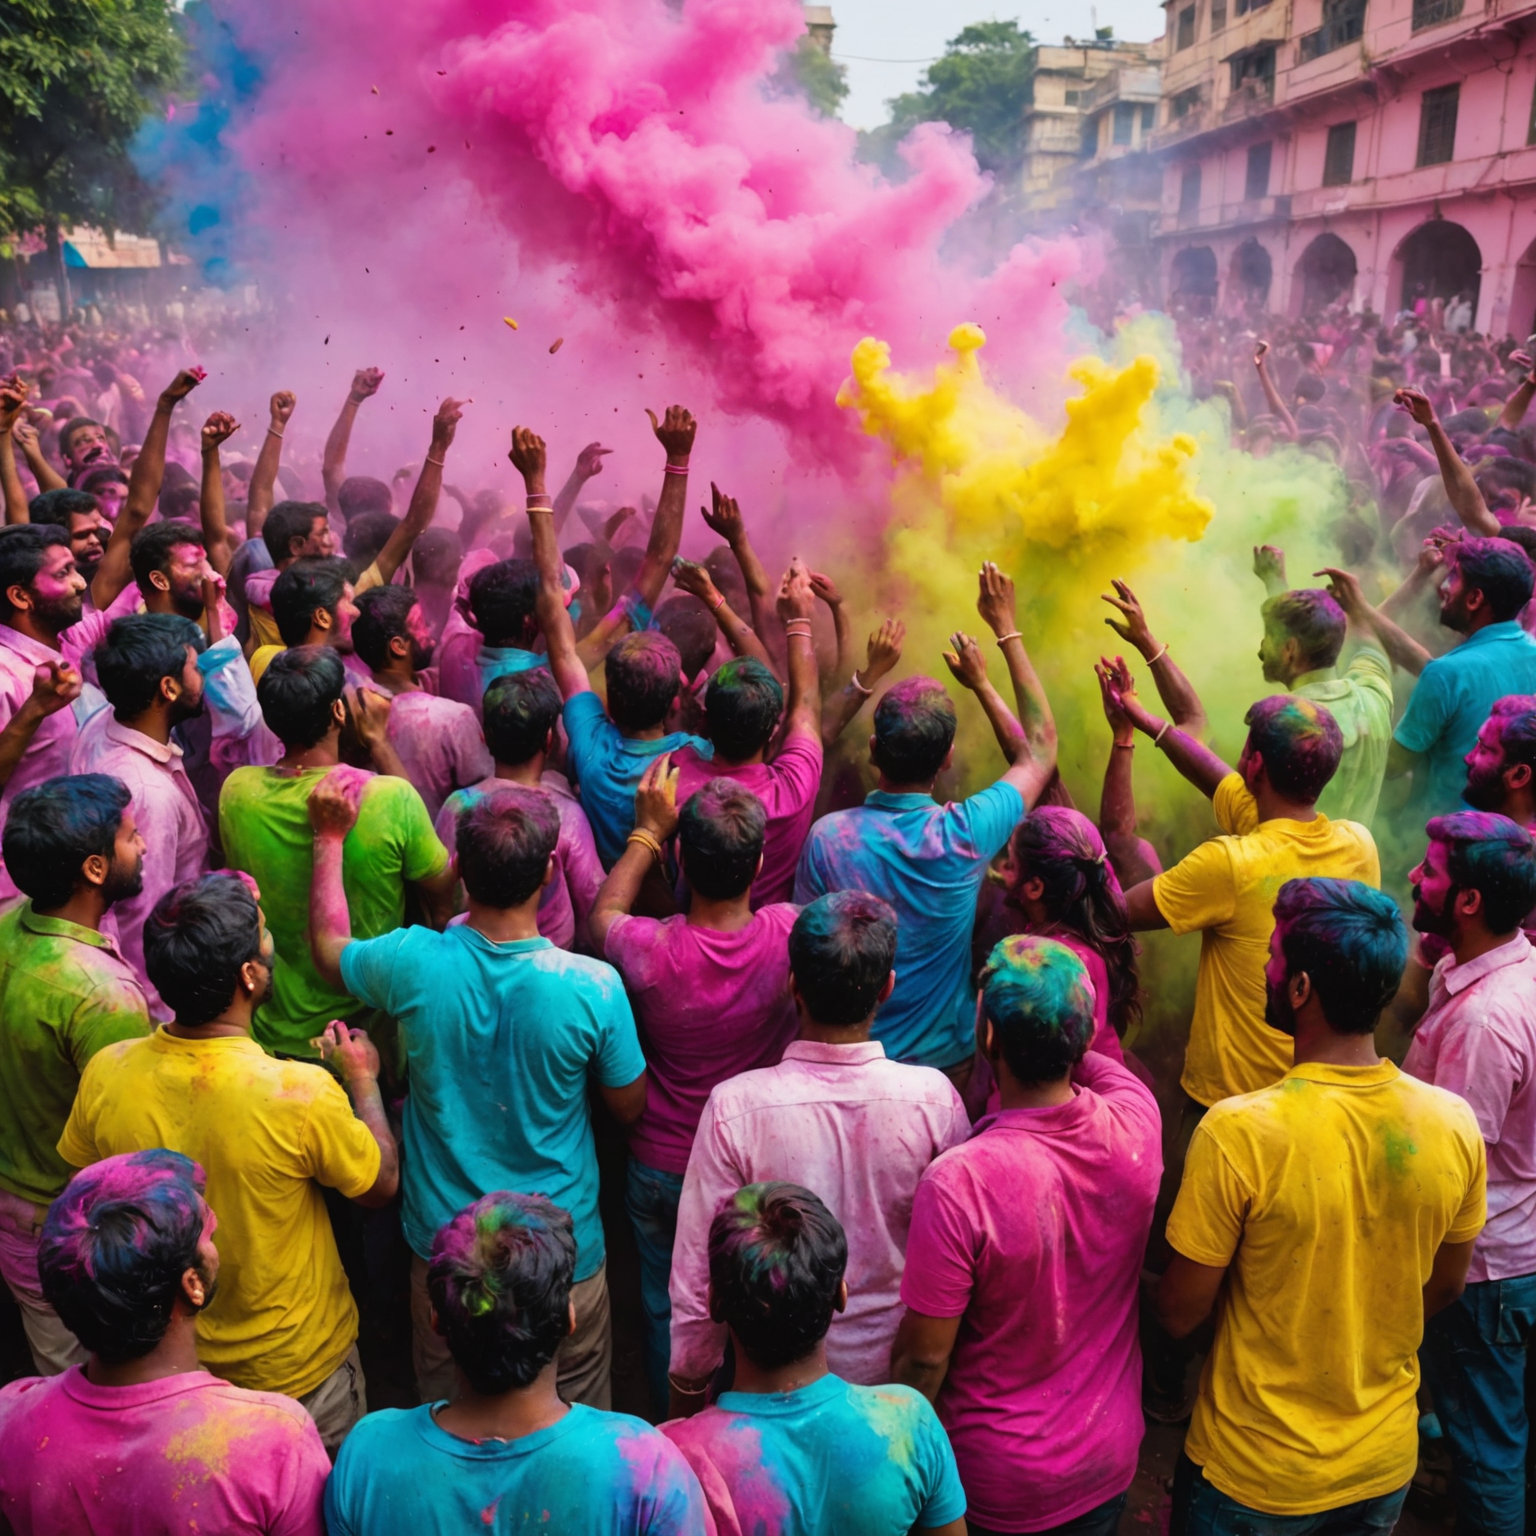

{"left": 943, "top": 630, "right": 1023, "bottom": 763}
{"left": 551, "top": 441, "right": 612, "bottom": 535}
{"left": 1102, "top": 578, "right": 1207, "bottom": 737}
{"left": 701, "top": 485, "right": 779, "bottom": 668}
{"left": 1497, "top": 350, "right": 1535, "bottom": 432}
{"left": 1099, "top": 649, "right": 1233, "bottom": 800}
{"left": 591, "top": 754, "right": 679, "bottom": 953}
{"left": 1252, "top": 543, "right": 1288, "bottom": 600}
{"left": 822, "top": 619, "right": 904, "bottom": 748}
{"left": 0, "top": 376, "right": 30, "bottom": 524}
{"left": 199, "top": 410, "right": 240, "bottom": 576}
{"left": 777, "top": 558, "right": 823, "bottom": 742}
{"left": 307, "top": 765, "right": 365, "bottom": 989}
{"left": 810, "top": 570, "right": 853, "bottom": 685}
{"left": 670, "top": 557, "right": 773, "bottom": 669}
{"left": 13, "top": 419, "right": 65, "bottom": 493}
{"left": 323, "top": 367, "right": 383, "bottom": 515}
{"left": 977, "top": 562, "right": 1057, "bottom": 806}
{"left": 1395, "top": 387, "right": 1499, "bottom": 537}
{"left": 1096, "top": 656, "right": 1162, "bottom": 888}
{"left": 247, "top": 390, "right": 295, "bottom": 532}
{"left": 0, "top": 662, "right": 82, "bottom": 791}
{"left": 369, "top": 397, "right": 465, "bottom": 585}
{"left": 1316, "top": 565, "right": 1432, "bottom": 678}
{"left": 1254, "top": 341, "right": 1298, "bottom": 440}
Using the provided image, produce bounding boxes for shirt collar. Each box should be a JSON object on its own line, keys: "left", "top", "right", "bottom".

{"left": 1439, "top": 930, "right": 1536, "bottom": 997}
{"left": 1461, "top": 621, "right": 1525, "bottom": 649}
{"left": 864, "top": 790, "right": 936, "bottom": 812}
{"left": 782, "top": 1038, "right": 886, "bottom": 1065}
{"left": 1283, "top": 1060, "right": 1400, "bottom": 1088}
{"left": 19, "top": 902, "right": 122, "bottom": 956}
{"left": 0, "top": 624, "right": 60, "bottom": 666}
{"left": 104, "top": 715, "right": 182, "bottom": 765}
{"left": 1293, "top": 666, "right": 1341, "bottom": 691}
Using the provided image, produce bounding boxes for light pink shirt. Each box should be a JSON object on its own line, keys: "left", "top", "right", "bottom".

{"left": 1404, "top": 932, "right": 1536, "bottom": 1282}
{"left": 669, "top": 1038, "right": 969, "bottom": 1384}
{"left": 69, "top": 712, "right": 210, "bottom": 1021}
{"left": 381, "top": 690, "right": 493, "bottom": 821}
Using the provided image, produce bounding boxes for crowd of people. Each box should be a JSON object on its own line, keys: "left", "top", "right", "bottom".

{"left": 0, "top": 294, "right": 1534, "bottom": 1536}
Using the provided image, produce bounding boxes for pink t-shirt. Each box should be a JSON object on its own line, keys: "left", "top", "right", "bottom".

{"left": 0, "top": 1367, "right": 329, "bottom": 1536}
{"left": 672, "top": 733, "right": 822, "bottom": 908}
{"left": 382, "top": 689, "right": 493, "bottom": 821}
{"left": 604, "top": 903, "right": 800, "bottom": 1173}
{"left": 901, "top": 1053, "right": 1162, "bottom": 1533}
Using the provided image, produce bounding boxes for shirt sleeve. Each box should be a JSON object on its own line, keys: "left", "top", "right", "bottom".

{"left": 433, "top": 793, "right": 464, "bottom": 854}
{"left": 1166, "top": 1118, "right": 1251, "bottom": 1268}
{"left": 669, "top": 1097, "right": 740, "bottom": 1379}
{"left": 1394, "top": 660, "right": 1453, "bottom": 754}
{"left": 559, "top": 802, "right": 606, "bottom": 937}
{"left": 301, "top": 1072, "right": 383, "bottom": 1198}
{"left": 1419, "top": 1007, "right": 1523, "bottom": 1147}
{"left": 446, "top": 705, "right": 494, "bottom": 791}
{"left": 338, "top": 929, "right": 411, "bottom": 1014}
{"left": 793, "top": 827, "right": 830, "bottom": 906}
{"left": 378, "top": 779, "right": 450, "bottom": 884}
{"left": 1212, "top": 772, "right": 1258, "bottom": 836}
{"left": 636, "top": 1432, "right": 715, "bottom": 1536}
{"left": 68, "top": 980, "right": 150, "bottom": 1071}
{"left": 768, "top": 732, "right": 824, "bottom": 809}
{"left": 955, "top": 780, "right": 1026, "bottom": 860}
{"left": 1152, "top": 838, "right": 1238, "bottom": 936}
{"left": 322, "top": 1429, "right": 364, "bottom": 1536}
{"left": 57, "top": 1052, "right": 109, "bottom": 1169}
{"left": 589, "top": 967, "right": 648, "bottom": 1088}
{"left": 899, "top": 1164, "right": 977, "bottom": 1319}
{"left": 1447, "top": 1124, "right": 1489, "bottom": 1245}
{"left": 563, "top": 691, "right": 613, "bottom": 781}
{"left": 913, "top": 1394, "right": 969, "bottom": 1529}
{"left": 1346, "top": 643, "right": 1394, "bottom": 706}
{"left": 266, "top": 1410, "right": 331, "bottom": 1536}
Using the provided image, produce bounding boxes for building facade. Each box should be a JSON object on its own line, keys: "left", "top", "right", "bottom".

{"left": 1149, "top": 0, "right": 1536, "bottom": 334}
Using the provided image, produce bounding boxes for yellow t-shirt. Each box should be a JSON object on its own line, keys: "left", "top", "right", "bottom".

{"left": 247, "top": 602, "right": 281, "bottom": 652}
{"left": 248, "top": 642, "right": 281, "bottom": 684}
{"left": 1154, "top": 774, "right": 1381, "bottom": 1105}
{"left": 1169, "top": 1061, "right": 1486, "bottom": 1515}
{"left": 59, "top": 1029, "right": 380, "bottom": 1398}
{"left": 247, "top": 562, "right": 381, "bottom": 683}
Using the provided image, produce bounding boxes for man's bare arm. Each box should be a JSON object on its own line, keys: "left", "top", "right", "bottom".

{"left": 1395, "top": 387, "right": 1499, "bottom": 537}
{"left": 323, "top": 367, "right": 383, "bottom": 515}
{"left": 1099, "top": 657, "right": 1232, "bottom": 800}
{"left": 1254, "top": 341, "right": 1298, "bottom": 439}
{"left": 0, "top": 377, "right": 30, "bottom": 524}
{"left": 370, "top": 397, "right": 465, "bottom": 585}
{"left": 822, "top": 619, "right": 904, "bottom": 748}
{"left": 551, "top": 441, "right": 612, "bottom": 536}
{"left": 1317, "top": 566, "right": 1432, "bottom": 678}
{"left": 1103, "top": 577, "right": 1207, "bottom": 736}
{"left": 246, "top": 390, "right": 295, "bottom": 533}
{"left": 1152, "top": 1254, "right": 1227, "bottom": 1338}
{"left": 199, "top": 411, "right": 240, "bottom": 576}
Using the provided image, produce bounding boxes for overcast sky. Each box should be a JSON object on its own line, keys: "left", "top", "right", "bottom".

{"left": 827, "top": 0, "right": 1168, "bottom": 130}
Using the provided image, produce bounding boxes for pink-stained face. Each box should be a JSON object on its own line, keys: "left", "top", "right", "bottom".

{"left": 333, "top": 583, "right": 359, "bottom": 650}
{"left": 1409, "top": 838, "right": 1456, "bottom": 936}
{"left": 65, "top": 422, "right": 110, "bottom": 469}
{"left": 164, "top": 541, "right": 212, "bottom": 618}
{"left": 303, "top": 515, "right": 336, "bottom": 558}
{"left": 20, "top": 542, "right": 87, "bottom": 629}
{"left": 67, "top": 510, "right": 107, "bottom": 573}
{"left": 1464, "top": 715, "right": 1509, "bottom": 811}
{"left": 405, "top": 601, "right": 435, "bottom": 668}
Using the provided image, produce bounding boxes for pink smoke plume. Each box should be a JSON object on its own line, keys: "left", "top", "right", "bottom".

{"left": 208, "top": 0, "right": 1086, "bottom": 482}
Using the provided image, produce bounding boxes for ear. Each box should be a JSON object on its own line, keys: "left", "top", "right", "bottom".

{"left": 312, "top": 605, "right": 333, "bottom": 634}
{"left": 1288, "top": 970, "right": 1312, "bottom": 1010}
{"left": 833, "top": 1279, "right": 849, "bottom": 1315}
{"left": 389, "top": 633, "right": 411, "bottom": 660}
{"left": 1244, "top": 750, "right": 1266, "bottom": 790}
{"left": 1507, "top": 763, "right": 1533, "bottom": 793}
{"left": 330, "top": 697, "right": 347, "bottom": 730}
{"left": 79, "top": 851, "right": 110, "bottom": 892}
{"left": 1022, "top": 874, "right": 1046, "bottom": 904}
{"left": 941, "top": 743, "right": 956, "bottom": 774}
{"left": 238, "top": 956, "right": 264, "bottom": 996}
{"left": 159, "top": 671, "right": 181, "bottom": 705}
{"left": 1457, "top": 886, "right": 1485, "bottom": 920}
{"left": 867, "top": 732, "right": 878, "bottom": 767}
{"left": 877, "top": 969, "right": 897, "bottom": 1007}
{"left": 180, "top": 1265, "right": 207, "bottom": 1311}
{"left": 5, "top": 583, "right": 32, "bottom": 613}
{"left": 707, "top": 1280, "right": 724, "bottom": 1325}
{"left": 540, "top": 856, "right": 555, "bottom": 891}
{"left": 150, "top": 569, "right": 171, "bottom": 594}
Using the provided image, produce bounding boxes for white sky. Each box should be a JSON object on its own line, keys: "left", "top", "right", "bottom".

{"left": 828, "top": 0, "right": 1169, "bottom": 130}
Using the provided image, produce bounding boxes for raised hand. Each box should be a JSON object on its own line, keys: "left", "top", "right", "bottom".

{"left": 508, "top": 426, "right": 547, "bottom": 484}
{"left": 809, "top": 571, "right": 844, "bottom": 609}
{"left": 314, "top": 1021, "right": 381, "bottom": 1084}
{"left": 776, "top": 557, "right": 815, "bottom": 622}
{"left": 1252, "top": 544, "right": 1287, "bottom": 588}
{"left": 28, "top": 660, "right": 82, "bottom": 717}
{"left": 646, "top": 405, "right": 697, "bottom": 461}
{"left": 976, "top": 560, "right": 1018, "bottom": 637}
{"left": 201, "top": 411, "right": 240, "bottom": 452}
{"left": 1095, "top": 655, "right": 1137, "bottom": 741}
{"left": 670, "top": 557, "right": 718, "bottom": 604}
{"left": 701, "top": 483, "right": 744, "bottom": 542}
{"left": 1101, "top": 578, "right": 1155, "bottom": 654}
{"left": 943, "top": 631, "right": 989, "bottom": 692}
{"left": 349, "top": 367, "right": 385, "bottom": 403}
{"left": 1510, "top": 350, "right": 1533, "bottom": 375}
{"left": 0, "top": 374, "right": 28, "bottom": 433}
{"left": 345, "top": 686, "right": 393, "bottom": 756}
{"left": 1393, "top": 386, "right": 1436, "bottom": 427}
{"left": 1253, "top": 340, "right": 1270, "bottom": 368}
{"left": 634, "top": 752, "right": 680, "bottom": 841}
{"left": 431, "top": 397, "right": 467, "bottom": 453}
{"left": 575, "top": 442, "right": 613, "bottom": 479}
{"left": 159, "top": 368, "right": 206, "bottom": 408}
{"left": 1312, "top": 566, "right": 1370, "bottom": 620}
{"left": 269, "top": 390, "right": 297, "bottom": 427}
{"left": 307, "top": 764, "right": 369, "bottom": 839}
{"left": 862, "top": 618, "right": 906, "bottom": 685}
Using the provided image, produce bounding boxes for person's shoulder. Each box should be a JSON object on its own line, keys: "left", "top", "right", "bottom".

{"left": 1392, "top": 1067, "right": 1486, "bottom": 1139}
{"left": 844, "top": 1378, "right": 941, "bottom": 1426}
{"left": 192, "top": 1376, "right": 324, "bottom": 1438}
{"left": 567, "top": 1404, "right": 680, "bottom": 1459}
{"left": 527, "top": 944, "right": 628, "bottom": 994}
{"left": 755, "top": 902, "right": 801, "bottom": 934}
{"left": 0, "top": 1372, "right": 59, "bottom": 1418}
{"left": 336, "top": 1405, "right": 428, "bottom": 1462}
{"left": 869, "top": 1056, "right": 966, "bottom": 1111}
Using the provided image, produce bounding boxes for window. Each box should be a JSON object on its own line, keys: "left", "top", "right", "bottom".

{"left": 1417, "top": 83, "right": 1459, "bottom": 167}
{"left": 1065, "top": 90, "right": 1082, "bottom": 105}
{"left": 1230, "top": 45, "right": 1277, "bottom": 100}
{"left": 1142, "top": 102, "right": 1156, "bottom": 131}
{"left": 1211, "top": 0, "right": 1228, "bottom": 29}
{"left": 1245, "top": 141, "right": 1272, "bottom": 199}
{"left": 1299, "top": 0, "right": 1367, "bottom": 61}
{"left": 1171, "top": 87, "right": 1201, "bottom": 120}
{"left": 1176, "top": 6, "right": 1196, "bottom": 49}
{"left": 1180, "top": 165, "right": 1203, "bottom": 214}
{"left": 1114, "top": 101, "right": 1136, "bottom": 145}
{"left": 1234, "top": 0, "right": 1271, "bottom": 15}
{"left": 1323, "top": 121, "right": 1356, "bottom": 184}
{"left": 1082, "top": 118, "right": 1099, "bottom": 156}
{"left": 1412, "top": 0, "right": 1463, "bottom": 29}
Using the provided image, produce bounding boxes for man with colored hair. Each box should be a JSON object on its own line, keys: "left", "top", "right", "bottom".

{"left": 309, "top": 778, "right": 647, "bottom": 1408}
{"left": 218, "top": 647, "right": 453, "bottom": 1058}
{"left": 665, "top": 1182, "right": 967, "bottom": 1536}
{"left": 796, "top": 562, "right": 1057, "bottom": 1074}
{"left": 592, "top": 757, "right": 799, "bottom": 1412}
{"left": 0, "top": 1150, "right": 330, "bottom": 1535}
{"left": 668, "top": 891, "right": 969, "bottom": 1411}
{"left": 0, "top": 776, "right": 149, "bottom": 1374}
{"left": 252, "top": 554, "right": 365, "bottom": 685}
{"left": 894, "top": 935, "right": 1161, "bottom": 1536}
{"left": 326, "top": 1191, "right": 707, "bottom": 1534}
{"left": 1464, "top": 696, "right": 1536, "bottom": 829}
{"left": 1404, "top": 813, "right": 1536, "bottom": 1536}
{"left": 1252, "top": 545, "right": 1393, "bottom": 825}
{"left": 60, "top": 872, "right": 398, "bottom": 1452}
{"left": 1156, "top": 877, "right": 1486, "bottom": 1536}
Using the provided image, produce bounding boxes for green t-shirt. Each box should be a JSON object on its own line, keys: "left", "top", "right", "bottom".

{"left": 0, "top": 900, "right": 149, "bottom": 1207}
{"left": 218, "top": 768, "right": 449, "bottom": 1058}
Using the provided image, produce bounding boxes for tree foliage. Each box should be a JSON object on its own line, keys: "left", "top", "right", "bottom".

{"left": 0, "top": 0, "right": 184, "bottom": 236}
{"left": 769, "top": 34, "right": 850, "bottom": 120}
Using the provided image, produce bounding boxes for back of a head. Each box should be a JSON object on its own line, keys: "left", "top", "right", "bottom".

{"left": 789, "top": 891, "right": 897, "bottom": 1026}
{"left": 981, "top": 934, "right": 1096, "bottom": 1083}
{"left": 605, "top": 631, "right": 682, "bottom": 731}
{"left": 1271, "top": 877, "right": 1408, "bottom": 1032}
{"left": 468, "top": 557, "right": 540, "bottom": 648}
{"left": 708, "top": 1182, "right": 847, "bottom": 1371}
{"left": 873, "top": 677, "right": 957, "bottom": 786}
{"left": 2, "top": 775, "right": 130, "bottom": 908}
{"left": 1425, "top": 810, "right": 1536, "bottom": 935}
{"left": 343, "top": 508, "right": 401, "bottom": 571}
{"left": 352, "top": 583, "right": 416, "bottom": 671}
{"left": 28, "top": 487, "right": 98, "bottom": 528}
{"left": 482, "top": 669, "right": 563, "bottom": 767}
{"left": 428, "top": 1192, "right": 576, "bottom": 1394}
{"left": 656, "top": 594, "right": 717, "bottom": 683}
{"left": 680, "top": 779, "right": 766, "bottom": 902}
{"left": 257, "top": 644, "right": 346, "bottom": 748}
{"left": 413, "top": 526, "right": 463, "bottom": 588}
{"left": 1294, "top": 371, "right": 1327, "bottom": 403}
{"left": 1261, "top": 588, "right": 1348, "bottom": 671}
{"left": 145, "top": 873, "right": 264, "bottom": 1028}
{"left": 129, "top": 520, "right": 204, "bottom": 593}
{"left": 1456, "top": 536, "right": 1536, "bottom": 622}
{"left": 1243, "top": 694, "right": 1344, "bottom": 804}
{"left": 95, "top": 613, "right": 206, "bottom": 717}
{"left": 705, "top": 657, "right": 784, "bottom": 761}
{"left": 337, "top": 475, "right": 393, "bottom": 521}
{"left": 161, "top": 483, "right": 200, "bottom": 522}
{"left": 262, "top": 500, "right": 327, "bottom": 565}
{"left": 271, "top": 555, "right": 350, "bottom": 647}
{"left": 456, "top": 786, "right": 561, "bottom": 908}
{"left": 39, "top": 1150, "right": 207, "bottom": 1364}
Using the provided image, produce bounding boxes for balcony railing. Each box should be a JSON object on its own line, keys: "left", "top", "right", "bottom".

{"left": 1298, "top": 0, "right": 1366, "bottom": 61}
{"left": 1224, "top": 75, "right": 1276, "bottom": 118}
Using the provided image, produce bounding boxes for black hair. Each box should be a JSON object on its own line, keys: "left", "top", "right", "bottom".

{"left": 872, "top": 678, "right": 957, "bottom": 785}
{"left": 412, "top": 527, "right": 462, "bottom": 587}
{"left": 680, "top": 780, "right": 766, "bottom": 901}
{"left": 3, "top": 775, "right": 131, "bottom": 908}
{"left": 0, "top": 524, "right": 69, "bottom": 617}
{"left": 468, "top": 558, "right": 540, "bottom": 648}
{"left": 789, "top": 891, "right": 897, "bottom": 1025}
{"left": 705, "top": 658, "right": 784, "bottom": 761}
{"left": 656, "top": 595, "right": 718, "bottom": 683}
{"left": 1455, "top": 537, "right": 1536, "bottom": 623}
{"left": 145, "top": 874, "right": 265, "bottom": 1028}
{"left": 58, "top": 416, "right": 104, "bottom": 459}
{"left": 271, "top": 556, "right": 350, "bottom": 648}
{"left": 352, "top": 583, "right": 417, "bottom": 671}
{"left": 1427, "top": 811, "right": 1536, "bottom": 936}
{"left": 94, "top": 613, "right": 207, "bottom": 717}
{"left": 129, "top": 520, "right": 204, "bottom": 593}
{"left": 262, "top": 500, "right": 328, "bottom": 565}
{"left": 343, "top": 509, "right": 400, "bottom": 570}
{"left": 1272, "top": 877, "right": 1409, "bottom": 1033}
{"left": 456, "top": 787, "right": 561, "bottom": 908}
{"left": 28, "top": 488, "right": 99, "bottom": 527}
{"left": 256, "top": 645, "right": 345, "bottom": 747}
{"left": 337, "top": 475, "right": 393, "bottom": 520}
{"left": 483, "top": 669, "right": 563, "bottom": 766}
{"left": 605, "top": 631, "right": 681, "bottom": 731}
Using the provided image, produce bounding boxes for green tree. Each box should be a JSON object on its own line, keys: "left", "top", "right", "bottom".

{"left": 769, "top": 34, "right": 850, "bottom": 119}
{"left": 860, "top": 20, "right": 1036, "bottom": 177}
{"left": 0, "top": 0, "right": 184, "bottom": 312}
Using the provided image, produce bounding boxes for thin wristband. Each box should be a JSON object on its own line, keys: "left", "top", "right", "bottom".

{"left": 663, "top": 462, "right": 689, "bottom": 476}
{"left": 425, "top": 455, "right": 446, "bottom": 469}
{"left": 1153, "top": 720, "right": 1172, "bottom": 747}
{"left": 994, "top": 630, "right": 1023, "bottom": 645}
{"left": 667, "top": 1372, "right": 709, "bottom": 1397}
{"left": 709, "top": 593, "right": 726, "bottom": 612}
{"left": 1113, "top": 741, "right": 1136, "bottom": 750}
{"left": 266, "top": 427, "right": 284, "bottom": 440}
{"left": 1146, "top": 642, "right": 1170, "bottom": 666}
{"left": 849, "top": 671, "right": 873, "bottom": 697}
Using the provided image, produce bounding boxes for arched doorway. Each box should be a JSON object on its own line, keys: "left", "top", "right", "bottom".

{"left": 1229, "top": 238, "right": 1273, "bottom": 308}
{"left": 1169, "top": 245, "right": 1218, "bottom": 315}
{"left": 1396, "top": 219, "right": 1481, "bottom": 316}
{"left": 1295, "top": 232, "right": 1357, "bottom": 314}
{"left": 1510, "top": 234, "right": 1536, "bottom": 343}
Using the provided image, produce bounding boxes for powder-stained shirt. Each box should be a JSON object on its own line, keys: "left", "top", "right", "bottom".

{"left": 1404, "top": 932, "right": 1536, "bottom": 1283}
{"left": 1153, "top": 774, "right": 1379, "bottom": 1106}
{"left": 1294, "top": 644, "right": 1394, "bottom": 827}
{"left": 435, "top": 771, "right": 603, "bottom": 950}
{"left": 901, "top": 1054, "right": 1161, "bottom": 1533}
{"left": 0, "top": 1367, "right": 329, "bottom": 1536}
{"left": 340, "top": 928, "right": 644, "bottom": 1277}
{"left": 218, "top": 766, "right": 448, "bottom": 1058}
{"left": 794, "top": 783, "right": 1025, "bottom": 1069}
{"left": 0, "top": 902, "right": 148, "bottom": 1208}
{"left": 673, "top": 732, "right": 823, "bottom": 908}
{"left": 377, "top": 689, "right": 493, "bottom": 820}
{"left": 326, "top": 1402, "right": 708, "bottom": 1536}
{"left": 670, "top": 1039, "right": 969, "bottom": 1385}
{"left": 663, "top": 1374, "right": 966, "bottom": 1536}
{"left": 59, "top": 1030, "right": 381, "bottom": 1400}
{"left": 1395, "top": 620, "right": 1536, "bottom": 816}
{"left": 564, "top": 691, "right": 713, "bottom": 867}
{"left": 604, "top": 904, "right": 799, "bottom": 1174}
{"left": 1168, "top": 1061, "right": 1486, "bottom": 1516}
{"left": 69, "top": 712, "right": 210, "bottom": 1022}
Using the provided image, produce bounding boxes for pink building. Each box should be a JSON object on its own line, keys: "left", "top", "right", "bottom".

{"left": 1150, "top": 0, "right": 1536, "bottom": 334}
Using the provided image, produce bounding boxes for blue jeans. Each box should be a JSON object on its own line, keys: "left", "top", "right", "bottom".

{"left": 969, "top": 1491, "right": 1127, "bottom": 1536}
{"left": 1171, "top": 1455, "right": 1408, "bottom": 1536}
{"left": 1419, "top": 1270, "right": 1536, "bottom": 1536}
{"left": 625, "top": 1157, "right": 685, "bottom": 1415}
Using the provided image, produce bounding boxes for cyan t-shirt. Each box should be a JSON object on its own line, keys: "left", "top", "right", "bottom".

{"left": 563, "top": 691, "right": 712, "bottom": 867}
{"left": 1394, "top": 621, "right": 1536, "bottom": 815}
{"left": 662, "top": 1374, "right": 966, "bottom": 1536}
{"left": 327, "top": 1403, "right": 707, "bottom": 1535}
{"left": 339, "top": 928, "right": 645, "bottom": 1277}
{"left": 794, "top": 783, "right": 1025, "bottom": 1069}
{"left": 476, "top": 643, "right": 545, "bottom": 695}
